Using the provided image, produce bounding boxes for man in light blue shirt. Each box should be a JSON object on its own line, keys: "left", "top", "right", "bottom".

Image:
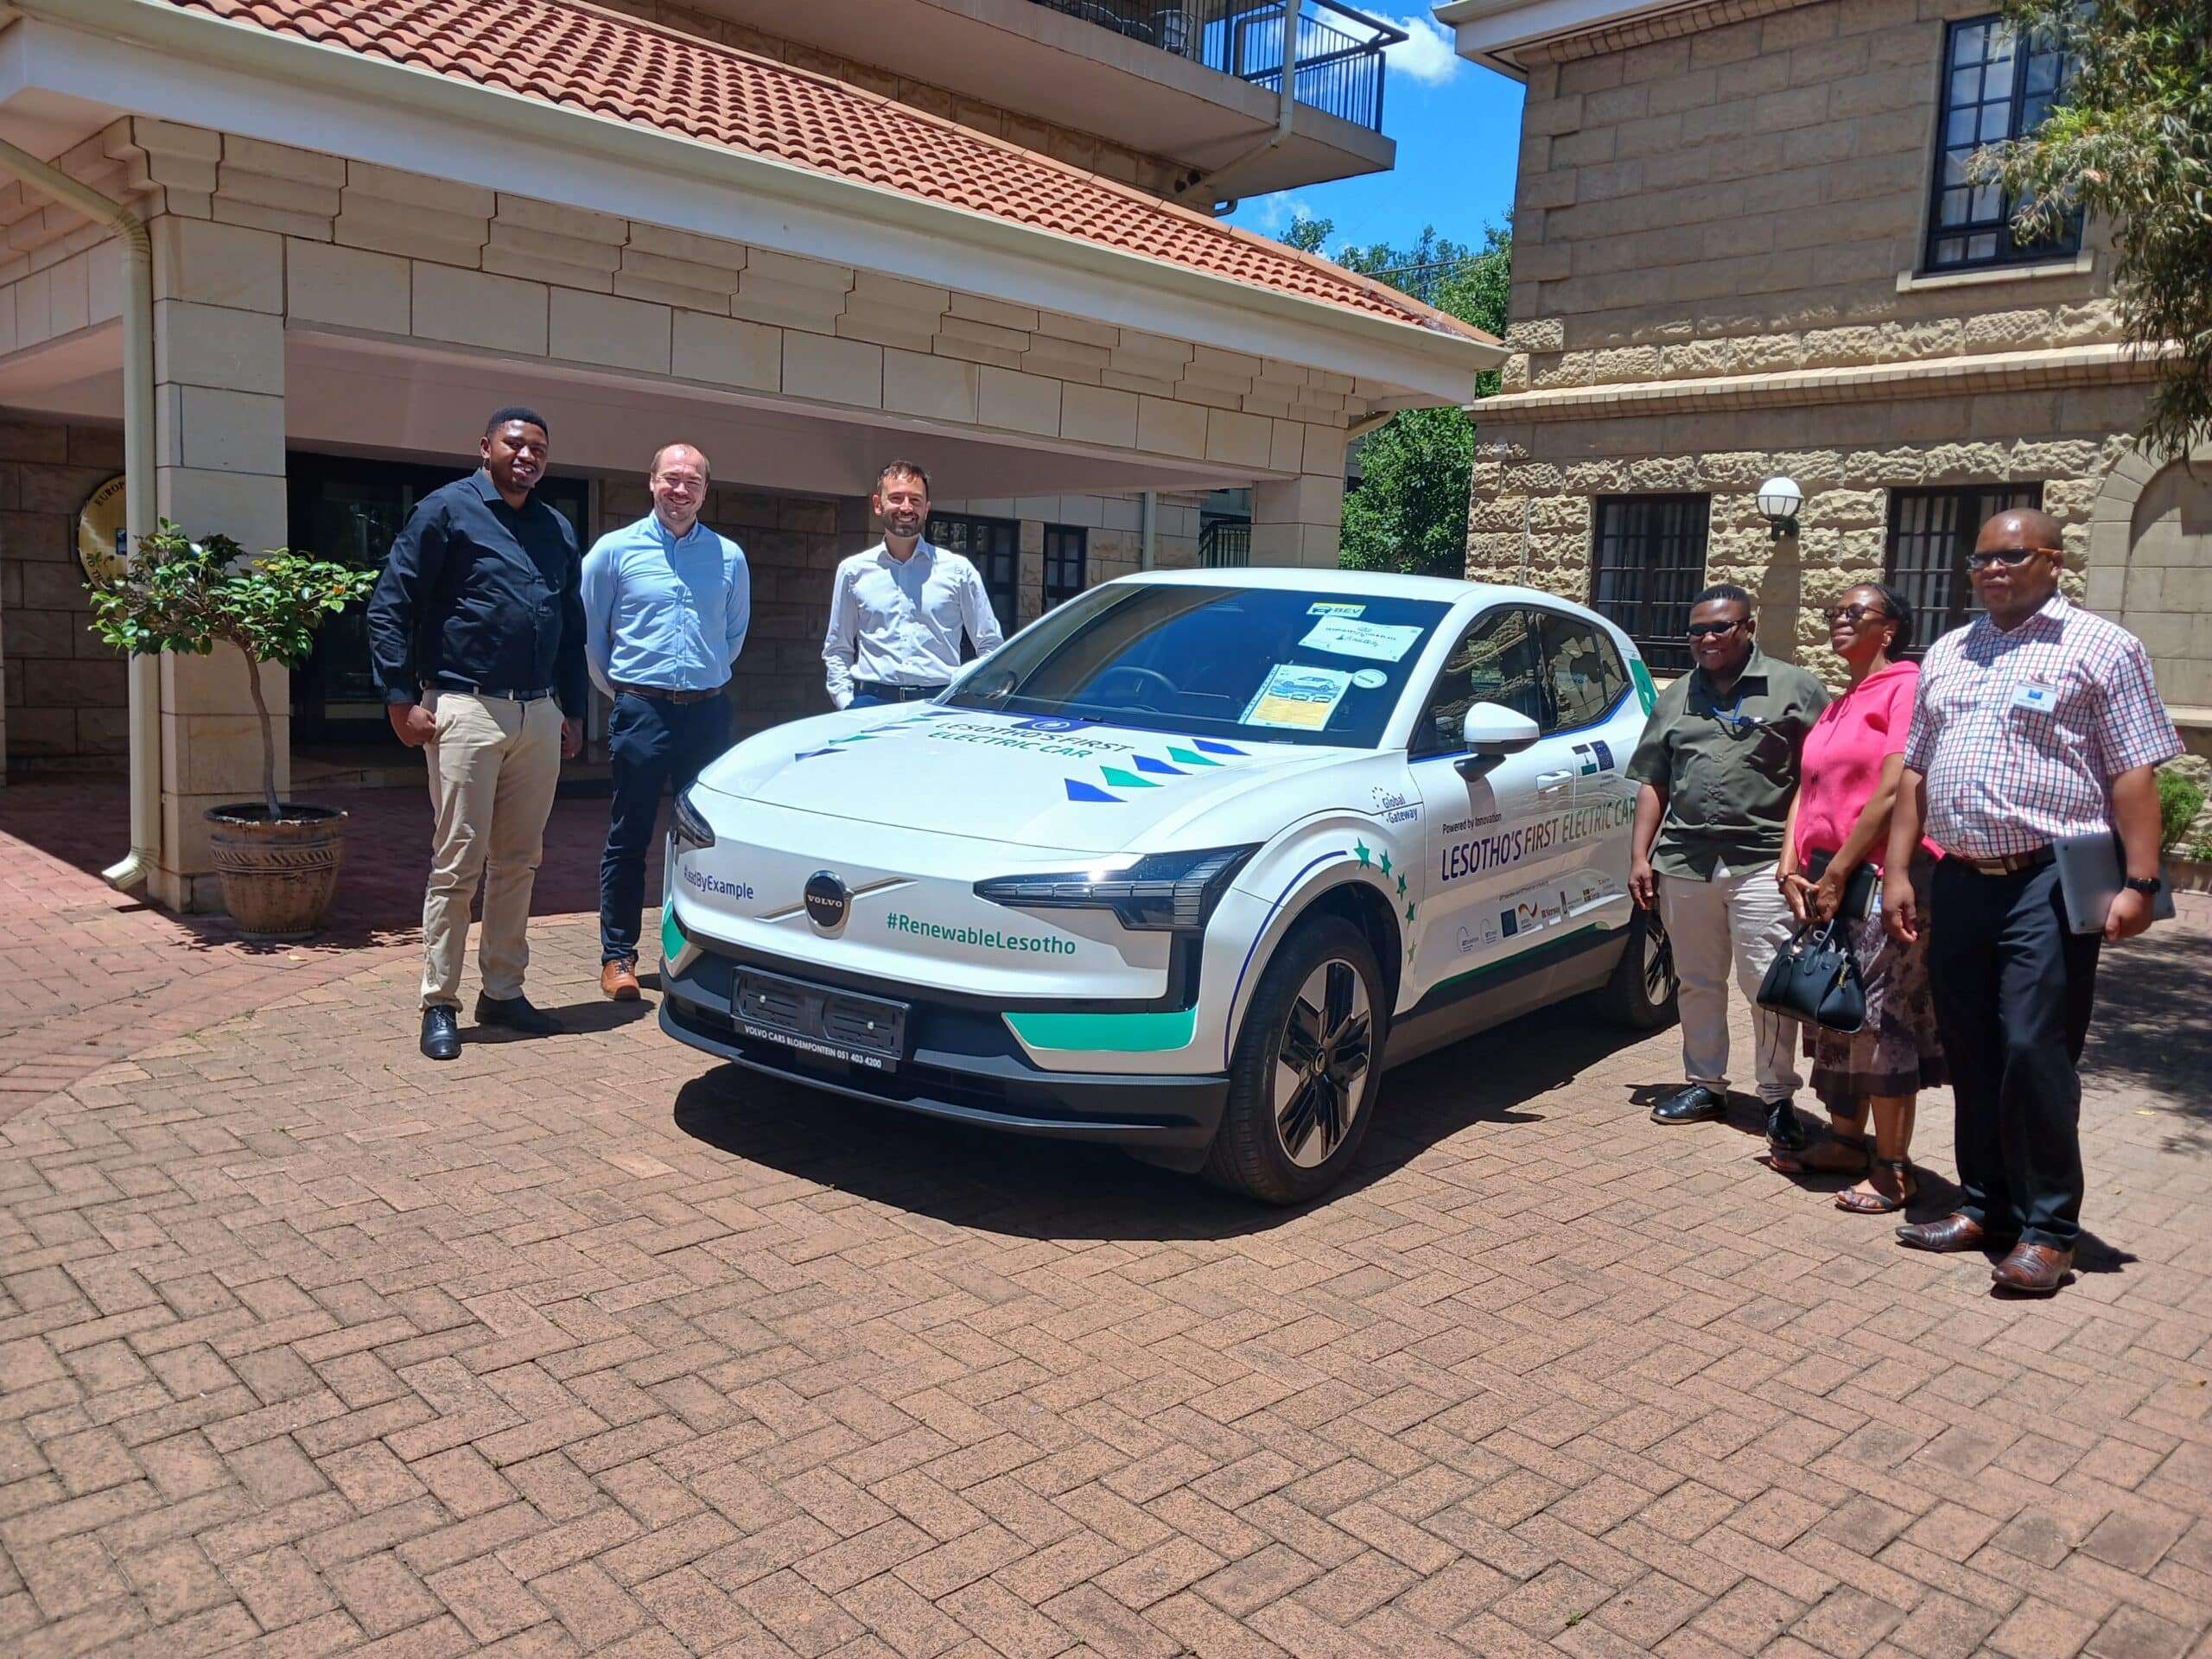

{"left": 581, "top": 442, "right": 749, "bottom": 999}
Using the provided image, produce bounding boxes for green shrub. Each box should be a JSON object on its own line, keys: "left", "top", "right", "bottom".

{"left": 2158, "top": 768, "right": 2205, "bottom": 851}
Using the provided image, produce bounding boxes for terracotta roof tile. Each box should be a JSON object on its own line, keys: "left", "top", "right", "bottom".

{"left": 164, "top": 0, "right": 1490, "bottom": 347}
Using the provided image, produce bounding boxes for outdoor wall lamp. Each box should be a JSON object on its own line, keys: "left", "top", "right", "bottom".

{"left": 1757, "top": 475, "right": 1803, "bottom": 541}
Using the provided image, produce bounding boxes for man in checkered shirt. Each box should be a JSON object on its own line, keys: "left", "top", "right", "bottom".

{"left": 1883, "top": 507, "right": 2179, "bottom": 1296}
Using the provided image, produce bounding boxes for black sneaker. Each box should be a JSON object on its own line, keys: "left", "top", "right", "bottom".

{"left": 474, "top": 992, "right": 561, "bottom": 1036}
{"left": 1764, "top": 1098, "right": 1808, "bottom": 1151}
{"left": 420, "top": 1005, "right": 461, "bottom": 1061}
{"left": 1650, "top": 1084, "right": 1726, "bottom": 1124}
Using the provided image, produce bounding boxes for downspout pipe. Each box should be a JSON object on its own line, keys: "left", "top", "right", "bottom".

{"left": 0, "top": 140, "right": 158, "bottom": 891}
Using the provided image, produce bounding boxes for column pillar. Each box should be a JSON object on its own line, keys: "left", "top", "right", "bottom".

{"left": 1252, "top": 423, "right": 1347, "bottom": 569}
{"left": 149, "top": 214, "right": 289, "bottom": 912}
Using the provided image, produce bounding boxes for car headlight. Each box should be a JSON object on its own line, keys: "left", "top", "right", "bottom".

{"left": 671, "top": 787, "right": 715, "bottom": 855}
{"left": 973, "top": 845, "right": 1256, "bottom": 932}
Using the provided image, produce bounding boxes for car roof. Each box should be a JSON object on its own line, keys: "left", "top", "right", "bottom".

{"left": 1113, "top": 565, "right": 1614, "bottom": 624}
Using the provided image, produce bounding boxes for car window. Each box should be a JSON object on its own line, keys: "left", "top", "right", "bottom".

{"left": 1413, "top": 606, "right": 1546, "bottom": 755}
{"left": 1536, "top": 613, "right": 1630, "bottom": 734}
{"left": 944, "top": 583, "right": 1452, "bottom": 749}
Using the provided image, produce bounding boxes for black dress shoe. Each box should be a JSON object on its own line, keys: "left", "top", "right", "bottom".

{"left": 474, "top": 992, "right": 561, "bottom": 1036}
{"left": 420, "top": 1006, "right": 461, "bottom": 1061}
{"left": 1651, "top": 1084, "right": 1726, "bottom": 1124}
{"left": 1764, "top": 1098, "right": 1808, "bottom": 1151}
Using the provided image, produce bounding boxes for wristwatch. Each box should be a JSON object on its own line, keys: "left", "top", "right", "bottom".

{"left": 2121, "top": 874, "right": 2162, "bottom": 895}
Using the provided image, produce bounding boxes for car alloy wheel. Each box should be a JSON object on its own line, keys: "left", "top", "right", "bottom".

{"left": 1274, "top": 957, "right": 1373, "bottom": 1169}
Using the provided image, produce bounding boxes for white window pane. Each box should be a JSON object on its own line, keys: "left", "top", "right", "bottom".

{"left": 1968, "top": 232, "right": 1998, "bottom": 258}
{"left": 1980, "top": 104, "right": 2011, "bottom": 141}
{"left": 1950, "top": 66, "right": 1982, "bottom": 104}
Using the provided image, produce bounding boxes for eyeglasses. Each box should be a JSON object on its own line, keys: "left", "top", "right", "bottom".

{"left": 1687, "top": 619, "right": 1746, "bottom": 639}
{"left": 1965, "top": 545, "right": 2053, "bottom": 569}
{"left": 1824, "top": 602, "right": 1894, "bottom": 626}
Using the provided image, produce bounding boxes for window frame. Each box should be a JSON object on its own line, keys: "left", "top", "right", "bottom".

{"left": 1922, "top": 13, "right": 2082, "bottom": 274}
{"left": 1042, "top": 523, "right": 1088, "bottom": 613}
{"left": 1882, "top": 481, "right": 2045, "bottom": 649}
{"left": 925, "top": 512, "right": 1020, "bottom": 636}
{"left": 1588, "top": 493, "right": 1711, "bottom": 677}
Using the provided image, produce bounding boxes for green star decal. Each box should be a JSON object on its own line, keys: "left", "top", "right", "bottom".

{"left": 1404, "top": 900, "right": 1417, "bottom": 924}
{"left": 1395, "top": 873, "right": 1407, "bottom": 899}
{"left": 1378, "top": 849, "right": 1393, "bottom": 878}
{"left": 1353, "top": 841, "right": 1370, "bottom": 868}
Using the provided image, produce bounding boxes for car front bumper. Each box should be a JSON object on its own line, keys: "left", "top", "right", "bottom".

{"left": 659, "top": 940, "right": 1230, "bottom": 1170}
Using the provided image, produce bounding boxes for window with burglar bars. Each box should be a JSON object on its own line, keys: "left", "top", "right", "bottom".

{"left": 926, "top": 512, "right": 1019, "bottom": 639}
{"left": 1925, "top": 14, "right": 2080, "bottom": 272}
{"left": 1590, "top": 495, "right": 1710, "bottom": 675}
{"left": 1885, "top": 484, "right": 2044, "bottom": 649}
{"left": 1042, "top": 524, "right": 1087, "bottom": 612}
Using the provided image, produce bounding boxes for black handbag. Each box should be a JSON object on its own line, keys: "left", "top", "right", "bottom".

{"left": 1756, "top": 918, "right": 1868, "bottom": 1033}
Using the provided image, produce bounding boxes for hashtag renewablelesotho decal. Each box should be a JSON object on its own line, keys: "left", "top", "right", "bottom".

{"left": 887, "top": 913, "right": 1076, "bottom": 956}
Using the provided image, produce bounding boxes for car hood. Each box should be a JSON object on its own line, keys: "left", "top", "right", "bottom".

{"left": 694, "top": 706, "right": 1358, "bottom": 854}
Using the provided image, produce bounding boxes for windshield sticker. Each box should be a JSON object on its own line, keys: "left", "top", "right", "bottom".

{"left": 1240, "top": 664, "right": 1352, "bottom": 731}
{"left": 1350, "top": 667, "right": 1389, "bottom": 690}
{"left": 1299, "top": 615, "right": 1424, "bottom": 664}
{"left": 1308, "top": 601, "right": 1366, "bottom": 617}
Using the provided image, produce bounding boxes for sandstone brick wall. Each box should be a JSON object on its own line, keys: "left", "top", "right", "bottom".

{"left": 0, "top": 417, "right": 129, "bottom": 772}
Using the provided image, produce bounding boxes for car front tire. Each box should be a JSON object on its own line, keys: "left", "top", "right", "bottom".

{"left": 1205, "top": 915, "right": 1388, "bottom": 1205}
{"left": 1591, "top": 903, "right": 1678, "bottom": 1030}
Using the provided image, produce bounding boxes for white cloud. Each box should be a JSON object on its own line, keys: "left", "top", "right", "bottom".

{"left": 1250, "top": 194, "right": 1316, "bottom": 232}
{"left": 1385, "top": 16, "right": 1463, "bottom": 86}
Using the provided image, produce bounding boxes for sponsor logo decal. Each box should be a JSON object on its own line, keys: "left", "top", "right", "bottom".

{"left": 803, "top": 871, "right": 850, "bottom": 931}
{"left": 1370, "top": 786, "right": 1422, "bottom": 827}
{"left": 681, "top": 868, "right": 754, "bottom": 899}
{"left": 886, "top": 913, "right": 1077, "bottom": 956}
{"left": 1438, "top": 798, "right": 1637, "bottom": 884}
{"left": 1570, "top": 740, "right": 1615, "bottom": 776}
{"left": 1440, "top": 812, "right": 1502, "bottom": 835}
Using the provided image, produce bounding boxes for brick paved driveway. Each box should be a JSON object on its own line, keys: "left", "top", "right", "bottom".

{"left": 3, "top": 894, "right": 2209, "bottom": 1658}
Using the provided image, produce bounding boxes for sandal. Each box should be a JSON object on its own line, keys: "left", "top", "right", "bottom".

{"left": 1835, "top": 1157, "right": 1916, "bottom": 1214}
{"left": 1770, "top": 1135, "right": 1871, "bottom": 1177}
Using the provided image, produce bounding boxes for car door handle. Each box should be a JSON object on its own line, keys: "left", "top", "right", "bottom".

{"left": 1536, "top": 770, "right": 1573, "bottom": 789}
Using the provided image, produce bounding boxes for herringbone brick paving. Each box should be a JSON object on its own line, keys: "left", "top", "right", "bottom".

{"left": 3, "top": 785, "right": 2209, "bottom": 1658}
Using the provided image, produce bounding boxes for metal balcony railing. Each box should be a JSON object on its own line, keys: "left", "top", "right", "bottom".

{"left": 1027, "top": 0, "right": 1404, "bottom": 134}
{"left": 1199, "top": 518, "right": 1252, "bottom": 568}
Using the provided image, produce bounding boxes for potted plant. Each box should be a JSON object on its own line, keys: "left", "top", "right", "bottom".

{"left": 88, "top": 520, "right": 378, "bottom": 938}
{"left": 2159, "top": 766, "right": 2211, "bottom": 895}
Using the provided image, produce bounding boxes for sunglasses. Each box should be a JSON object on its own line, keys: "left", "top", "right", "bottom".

{"left": 1687, "top": 619, "right": 1746, "bottom": 639}
{"left": 1965, "top": 545, "right": 2054, "bottom": 569}
{"left": 1824, "top": 602, "right": 1894, "bottom": 626}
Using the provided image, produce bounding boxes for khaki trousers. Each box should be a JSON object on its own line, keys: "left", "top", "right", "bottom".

{"left": 419, "top": 690, "right": 563, "bottom": 1009}
{"left": 1657, "top": 861, "right": 1802, "bottom": 1103}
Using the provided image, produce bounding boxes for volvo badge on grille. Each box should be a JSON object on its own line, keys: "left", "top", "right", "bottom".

{"left": 803, "top": 870, "right": 850, "bottom": 931}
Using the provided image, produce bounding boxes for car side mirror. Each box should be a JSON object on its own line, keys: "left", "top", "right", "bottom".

{"left": 1453, "top": 701, "right": 1540, "bottom": 781}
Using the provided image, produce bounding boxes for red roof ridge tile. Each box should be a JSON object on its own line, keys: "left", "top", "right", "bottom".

{"left": 153, "top": 0, "right": 1496, "bottom": 353}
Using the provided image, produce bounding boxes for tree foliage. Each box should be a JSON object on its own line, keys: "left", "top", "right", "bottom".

{"left": 1281, "top": 214, "right": 1510, "bottom": 576}
{"left": 86, "top": 522, "right": 377, "bottom": 815}
{"left": 1982, "top": 0, "right": 2212, "bottom": 456}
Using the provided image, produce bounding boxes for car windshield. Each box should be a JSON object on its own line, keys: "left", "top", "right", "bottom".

{"left": 944, "top": 582, "right": 1452, "bottom": 748}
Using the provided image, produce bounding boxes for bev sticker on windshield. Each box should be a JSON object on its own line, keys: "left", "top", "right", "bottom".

{"left": 1308, "top": 601, "right": 1365, "bottom": 617}
{"left": 1300, "top": 615, "right": 1423, "bottom": 664}
{"left": 1241, "top": 664, "right": 1352, "bottom": 731}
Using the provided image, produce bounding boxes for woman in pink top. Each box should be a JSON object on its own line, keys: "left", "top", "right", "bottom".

{"left": 1773, "top": 582, "right": 1948, "bottom": 1212}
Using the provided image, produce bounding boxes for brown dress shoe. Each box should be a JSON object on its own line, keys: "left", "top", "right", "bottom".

{"left": 1896, "top": 1212, "right": 1993, "bottom": 1253}
{"left": 601, "top": 958, "right": 640, "bottom": 1001}
{"left": 1990, "top": 1243, "right": 2073, "bottom": 1295}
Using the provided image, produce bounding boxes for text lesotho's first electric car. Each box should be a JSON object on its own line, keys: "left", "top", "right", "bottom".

{"left": 658, "top": 569, "right": 1675, "bottom": 1202}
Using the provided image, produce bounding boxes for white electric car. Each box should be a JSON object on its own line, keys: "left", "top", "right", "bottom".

{"left": 659, "top": 569, "right": 1675, "bottom": 1203}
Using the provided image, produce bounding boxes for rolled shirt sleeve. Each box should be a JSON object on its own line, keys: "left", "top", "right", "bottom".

{"left": 365, "top": 495, "right": 447, "bottom": 706}
{"left": 822, "top": 563, "right": 858, "bottom": 709}
{"left": 1624, "top": 679, "right": 1683, "bottom": 792}
{"left": 2092, "top": 632, "right": 2183, "bottom": 778}
{"left": 579, "top": 538, "right": 618, "bottom": 700}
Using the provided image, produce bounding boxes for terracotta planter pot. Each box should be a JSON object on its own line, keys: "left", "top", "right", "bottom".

{"left": 2167, "top": 855, "right": 2212, "bottom": 895}
{"left": 204, "top": 804, "right": 347, "bottom": 939}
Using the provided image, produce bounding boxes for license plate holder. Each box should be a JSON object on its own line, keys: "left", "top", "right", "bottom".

{"left": 731, "top": 968, "right": 909, "bottom": 1071}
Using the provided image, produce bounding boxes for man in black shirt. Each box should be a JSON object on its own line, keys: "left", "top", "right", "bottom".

{"left": 367, "top": 407, "right": 586, "bottom": 1060}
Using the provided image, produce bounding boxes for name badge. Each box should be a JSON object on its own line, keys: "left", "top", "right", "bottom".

{"left": 2012, "top": 680, "right": 2059, "bottom": 714}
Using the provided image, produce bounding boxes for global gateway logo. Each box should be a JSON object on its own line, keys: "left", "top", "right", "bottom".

{"left": 682, "top": 868, "right": 753, "bottom": 899}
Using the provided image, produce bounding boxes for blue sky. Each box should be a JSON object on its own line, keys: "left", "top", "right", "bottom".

{"left": 1224, "top": 15, "right": 1524, "bottom": 259}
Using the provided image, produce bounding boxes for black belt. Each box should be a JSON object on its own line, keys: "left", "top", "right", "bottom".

{"left": 853, "top": 678, "right": 948, "bottom": 702}
{"left": 1942, "top": 845, "right": 2055, "bottom": 876}
{"left": 614, "top": 682, "right": 722, "bottom": 705}
{"left": 426, "top": 677, "right": 554, "bottom": 702}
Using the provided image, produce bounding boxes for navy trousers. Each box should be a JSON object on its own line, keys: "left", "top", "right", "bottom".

{"left": 1925, "top": 858, "right": 2101, "bottom": 1249}
{"left": 601, "top": 690, "right": 729, "bottom": 964}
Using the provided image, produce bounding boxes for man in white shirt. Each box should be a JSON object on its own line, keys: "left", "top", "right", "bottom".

{"left": 823, "top": 460, "right": 1004, "bottom": 708}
